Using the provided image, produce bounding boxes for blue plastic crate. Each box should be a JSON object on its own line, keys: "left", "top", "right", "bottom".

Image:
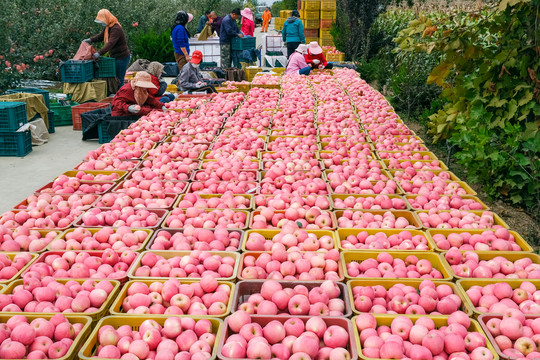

{"left": 6, "top": 88, "right": 50, "bottom": 109}
{"left": 60, "top": 60, "right": 94, "bottom": 83}
{"left": 0, "top": 131, "right": 32, "bottom": 157}
{"left": 0, "top": 102, "right": 27, "bottom": 132}
{"left": 47, "top": 111, "right": 55, "bottom": 133}
{"left": 94, "top": 57, "right": 116, "bottom": 78}
{"left": 232, "top": 37, "right": 257, "bottom": 50}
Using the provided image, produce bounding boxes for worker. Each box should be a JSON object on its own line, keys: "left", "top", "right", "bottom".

{"left": 286, "top": 44, "right": 311, "bottom": 76}
{"left": 282, "top": 10, "right": 305, "bottom": 58}
{"left": 196, "top": 10, "right": 211, "bottom": 33}
{"left": 240, "top": 8, "right": 255, "bottom": 37}
{"left": 262, "top": 7, "right": 272, "bottom": 33}
{"left": 305, "top": 41, "right": 334, "bottom": 69}
{"left": 220, "top": 8, "right": 244, "bottom": 69}
{"left": 178, "top": 50, "right": 217, "bottom": 94}
{"left": 146, "top": 62, "right": 175, "bottom": 103}
{"left": 210, "top": 11, "right": 224, "bottom": 37}
{"left": 84, "top": 9, "right": 130, "bottom": 87}
{"left": 111, "top": 72, "right": 165, "bottom": 116}
{"left": 172, "top": 11, "right": 194, "bottom": 72}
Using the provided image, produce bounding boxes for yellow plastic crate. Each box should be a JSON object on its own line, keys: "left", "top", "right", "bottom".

{"left": 405, "top": 194, "right": 488, "bottom": 211}
{"left": 445, "top": 251, "right": 540, "bottom": 280}
{"left": 319, "top": 36, "right": 334, "bottom": 47}
{"left": 321, "top": 0, "right": 337, "bottom": 10}
{"left": 54, "top": 228, "right": 153, "bottom": 252}
{"left": 1, "top": 279, "right": 120, "bottom": 321}
{"left": 302, "top": 19, "right": 320, "bottom": 29}
{"left": 242, "top": 229, "right": 338, "bottom": 252}
{"left": 375, "top": 150, "right": 439, "bottom": 161}
{"left": 128, "top": 250, "right": 240, "bottom": 282}
{"left": 352, "top": 314, "right": 499, "bottom": 360}
{"left": 174, "top": 193, "right": 254, "bottom": 210}
{"left": 0, "top": 252, "right": 38, "bottom": 284}
{"left": 166, "top": 84, "right": 178, "bottom": 92}
{"left": 391, "top": 169, "right": 462, "bottom": 182}
{"left": 302, "top": 0, "right": 321, "bottom": 10}
{"left": 58, "top": 169, "right": 128, "bottom": 183}
{"left": 302, "top": 10, "right": 320, "bottom": 19}
{"left": 274, "top": 17, "right": 284, "bottom": 31}
{"left": 347, "top": 279, "right": 473, "bottom": 316}
{"left": 457, "top": 279, "right": 540, "bottom": 317}
{"left": 109, "top": 279, "right": 235, "bottom": 318}
{"left": 306, "top": 36, "right": 320, "bottom": 44}
{"left": 415, "top": 209, "right": 509, "bottom": 229}
{"left": 162, "top": 209, "right": 250, "bottom": 229}
{"left": 341, "top": 250, "right": 453, "bottom": 281}
{"left": 334, "top": 209, "right": 423, "bottom": 230}
{"left": 320, "top": 29, "right": 331, "bottom": 37}
{"left": 245, "top": 66, "right": 262, "bottom": 82}
{"left": 337, "top": 228, "right": 436, "bottom": 252}
{"left": 331, "top": 194, "right": 410, "bottom": 210}
{"left": 250, "top": 209, "right": 337, "bottom": 229}
{"left": 427, "top": 228, "right": 533, "bottom": 252}
{"left": 399, "top": 180, "right": 477, "bottom": 195}
{"left": 321, "top": 10, "right": 337, "bottom": 19}
{"left": 79, "top": 316, "right": 222, "bottom": 360}
{"left": 326, "top": 52, "right": 345, "bottom": 62}
{"left": 383, "top": 158, "right": 448, "bottom": 171}
{"left": 280, "top": 10, "right": 293, "bottom": 18}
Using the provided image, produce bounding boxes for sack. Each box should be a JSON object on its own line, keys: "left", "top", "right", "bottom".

{"left": 73, "top": 42, "right": 97, "bottom": 61}
{"left": 197, "top": 24, "right": 214, "bottom": 41}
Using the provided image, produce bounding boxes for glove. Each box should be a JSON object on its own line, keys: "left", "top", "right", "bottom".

{"left": 162, "top": 106, "right": 169, "bottom": 112}
{"left": 128, "top": 105, "right": 140, "bottom": 114}
{"left": 83, "top": 38, "right": 91, "bottom": 43}
{"left": 93, "top": 52, "right": 100, "bottom": 59}
{"left": 313, "top": 59, "right": 320, "bottom": 65}
{"left": 319, "top": 64, "right": 324, "bottom": 69}
{"left": 195, "top": 81, "right": 204, "bottom": 88}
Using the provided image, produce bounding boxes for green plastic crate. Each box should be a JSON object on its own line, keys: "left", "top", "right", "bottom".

{"left": 0, "top": 131, "right": 32, "bottom": 157}
{"left": 61, "top": 60, "right": 94, "bottom": 83}
{"left": 201, "top": 62, "right": 218, "bottom": 69}
{"left": 232, "top": 37, "right": 257, "bottom": 50}
{"left": 47, "top": 110, "right": 55, "bottom": 133}
{"left": 6, "top": 88, "right": 50, "bottom": 109}
{"left": 0, "top": 102, "right": 27, "bottom": 132}
{"left": 50, "top": 102, "right": 76, "bottom": 126}
{"left": 94, "top": 57, "right": 116, "bottom": 78}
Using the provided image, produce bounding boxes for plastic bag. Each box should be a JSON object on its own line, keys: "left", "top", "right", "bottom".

{"left": 73, "top": 42, "right": 97, "bottom": 61}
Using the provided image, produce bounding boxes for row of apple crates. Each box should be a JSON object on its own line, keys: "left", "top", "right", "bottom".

{"left": 0, "top": 247, "right": 530, "bottom": 359}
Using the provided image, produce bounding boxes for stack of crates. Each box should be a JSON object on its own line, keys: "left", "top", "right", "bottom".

{"left": 5, "top": 88, "right": 54, "bottom": 133}
{"left": 0, "top": 102, "right": 32, "bottom": 157}
{"left": 274, "top": 17, "right": 284, "bottom": 31}
{"left": 320, "top": 0, "right": 336, "bottom": 46}
{"left": 300, "top": 0, "right": 321, "bottom": 44}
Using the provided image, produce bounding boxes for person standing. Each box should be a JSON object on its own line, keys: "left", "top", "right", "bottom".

{"left": 286, "top": 44, "right": 311, "bottom": 75}
{"left": 196, "top": 10, "right": 211, "bottom": 33}
{"left": 262, "top": 7, "right": 272, "bottom": 32}
{"left": 178, "top": 50, "right": 217, "bottom": 94}
{"left": 240, "top": 8, "right": 255, "bottom": 37}
{"left": 210, "top": 12, "right": 224, "bottom": 37}
{"left": 220, "top": 8, "right": 244, "bottom": 69}
{"left": 282, "top": 10, "right": 305, "bottom": 58}
{"left": 172, "top": 11, "right": 194, "bottom": 72}
{"left": 305, "top": 41, "right": 333, "bottom": 69}
{"left": 85, "top": 9, "right": 130, "bottom": 87}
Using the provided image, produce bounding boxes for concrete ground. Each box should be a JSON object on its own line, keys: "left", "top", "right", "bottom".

{"left": 0, "top": 126, "right": 98, "bottom": 213}
{"left": 0, "top": 22, "right": 278, "bottom": 214}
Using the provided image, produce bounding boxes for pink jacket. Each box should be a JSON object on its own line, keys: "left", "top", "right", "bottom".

{"left": 286, "top": 52, "right": 309, "bottom": 75}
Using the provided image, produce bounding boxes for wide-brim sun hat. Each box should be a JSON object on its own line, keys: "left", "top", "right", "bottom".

{"left": 309, "top": 41, "right": 323, "bottom": 55}
{"left": 133, "top": 71, "right": 158, "bottom": 89}
{"left": 296, "top": 44, "right": 309, "bottom": 54}
{"left": 188, "top": 13, "right": 194, "bottom": 23}
{"left": 241, "top": 8, "right": 254, "bottom": 22}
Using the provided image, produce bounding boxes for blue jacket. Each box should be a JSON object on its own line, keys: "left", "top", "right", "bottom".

{"left": 196, "top": 14, "right": 208, "bottom": 33}
{"left": 282, "top": 17, "right": 305, "bottom": 44}
{"left": 172, "top": 25, "right": 190, "bottom": 54}
{"left": 220, "top": 15, "right": 241, "bottom": 45}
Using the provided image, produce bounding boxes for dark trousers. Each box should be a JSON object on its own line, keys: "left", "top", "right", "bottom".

{"left": 287, "top": 42, "right": 301, "bottom": 58}
{"left": 196, "top": 85, "right": 217, "bottom": 94}
{"left": 115, "top": 55, "right": 131, "bottom": 87}
{"left": 310, "top": 63, "right": 334, "bottom": 70}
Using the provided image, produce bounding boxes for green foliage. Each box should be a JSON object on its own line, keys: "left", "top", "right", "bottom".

{"left": 395, "top": 0, "right": 540, "bottom": 213}
{"left": 131, "top": 29, "right": 175, "bottom": 63}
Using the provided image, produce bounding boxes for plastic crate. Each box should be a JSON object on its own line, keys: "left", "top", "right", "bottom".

{"left": 109, "top": 279, "right": 235, "bottom": 318}
{"left": 415, "top": 209, "right": 509, "bottom": 229}
{"left": 340, "top": 250, "right": 453, "bottom": 280}
{"left": 427, "top": 228, "right": 532, "bottom": 252}
{"left": 79, "top": 316, "right": 222, "bottom": 360}
{"left": 6, "top": 88, "right": 50, "bottom": 109}
{"left": 242, "top": 229, "right": 338, "bottom": 251}
{"left": 0, "top": 101, "right": 27, "bottom": 132}
{"left": 56, "top": 227, "right": 153, "bottom": 252}
{"left": 97, "top": 115, "right": 140, "bottom": 144}
{"left": 320, "top": 18, "right": 335, "bottom": 29}
{"left": 302, "top": 10, "right": 320, "bottom": 19}
{"left": 305, "top": 28, "right": 320, "bottom": 38}
{"left": 337, "top": 228, "right": 436, "bottom": 252}
{"left": 47, "top": 110, "right": 55, "bottom": 133}
{"left": 201, "top": 61, "right": 218, "bottom": 69}
{"left": 94, "top": 57, "right": 116, "bottom": 78}
{"left": 71, "top": 102, "right": 110, "bottom": 130}
{"left": 319, "top": 36, "right": 334, "bottom": 46}
{"left": 60, "top": 60, "right": 94, "bottom": 83}
{"left": 302, "top": 0, "right": 321, "bottom": 10}
{"left": 232, "top": 280, "right": 353, "bottom": 317}
{"left": 0, "top": 278, "right": 121, "bottom": 320}
{"left": 321, "top": 10, "right": 337, "bottom": 19}
{"left": 231, "top": 36, "right": 257, "bottom": 51}
{"left": 347, "top": 279, "right": 473, "bottom": 316}
{"left": 218, "top": 316, "right": 358, "bottom": 360}
{"left": 50, "top": 102, "right": 75, "bottom": 126}
{"left": 280, "top": 10, "right": 293, "bottom": 18}
{"left": 334, "top": 209, "right": 422, "bottom": 229}
{"left": 321, "top": 0, "right": 337, "bottom": 10}
{"left": 303, "top": 18, "right": 321, "bottom": 29}
{"left": 146, "top": 228, "right": 243, "bottom": 251}
{"left": 0, "top": 253, "right": 39, "bottom": 284}
{"left": 479, "top": 314, "right": 533, "bottom": 360}
{"left": 0, "top": 130, "right": 32, "bottom": 157}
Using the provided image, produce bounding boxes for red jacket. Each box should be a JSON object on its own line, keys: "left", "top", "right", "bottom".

{"left": 305, "top": 50, "right": 328, "bottom": 68}
{"left": 241, "top": 19, "right": 255, "bottom": 37}
{"left": 111, "top": 83, "right": 163, "bottom": 116}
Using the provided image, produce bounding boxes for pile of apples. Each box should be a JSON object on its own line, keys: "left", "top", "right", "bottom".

{"left": 0, "top": 225, "right": 59, "bottom": 252}
{"left": 341, "top": 229, "right": 429, "bottom": 250}
{"left": 333, "top": 194, "right": 407, "bottom": 210}
{"left": 417, "top": 209, "right": 498, "bottom": 229}
{"left": 337, "top": 210, "right": 416, "bottom": 229}
{"left": 254, "top": 194, "right": 330, "bottom": 210}
{"left": 25, "top": 249, "right": 137, "bottom": 279}
{"left": 432, "top": 228, "right": 523, "bottom": 251}
{"left": 149, "top": 227, "right": 241, "bottom": 251}
{"left": 177, "top": 192, "right": 251, "bottom": 210}
{"left": 76, "top": 158, "right": 139, "bottom": 171}
{"left": 222, "top": 311, "right": 353, "bottom": 359}
{"left": 245, "top": 228, "right": 335, "bottom": 251}
{"left": 189, "top": 180, "right": 258, "bottom": 195}
{"left": 407, "top": 194, "right": 485, "bottom": 211}
{"left": 464, "top": 281, "right": 540, "bottom": 314}
{"left": 84, "top": 141, "right": 151, "bottom": 161}
{"left": 351, "top": 279, "right": 462, "bottom": 314}
{"left": 94, "top": 191, "right": 177, "bottom": 210}
{"left": 0, "top": 253, "right": 34, "bottom": 281}
{"left": 47, "top": 226, "right": 149, "bottom": 251}
{"left": 235, "top": 280, "right": 347, "bottom": 317}
{"left": 37, "top": 176, "right": 113, "bottom": 195}
{"left": 165, "top": 208, "right": 247, "bottom": 229}
{"left": 114, "top": 178, "right": 188, "bottom": 195}
{"left": 0, "top": 278, "right": 116, "bottom": 313}
{"left": 250, "top": 207, "right": 334, "bottom": 230}
{"left": 0, "top": 314, "right": 86, "bottom": 359}
{"left": 133, "top": 251, "right": 236, "bottom": 279}
{"left": 199, "top": 158, "right": 259, "bottom": 171}
{"left": 120, "top": 278, "right": 231, "bottom": 316}
{"left": 78, "top": 207, "right": 164, "bottom": 228}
